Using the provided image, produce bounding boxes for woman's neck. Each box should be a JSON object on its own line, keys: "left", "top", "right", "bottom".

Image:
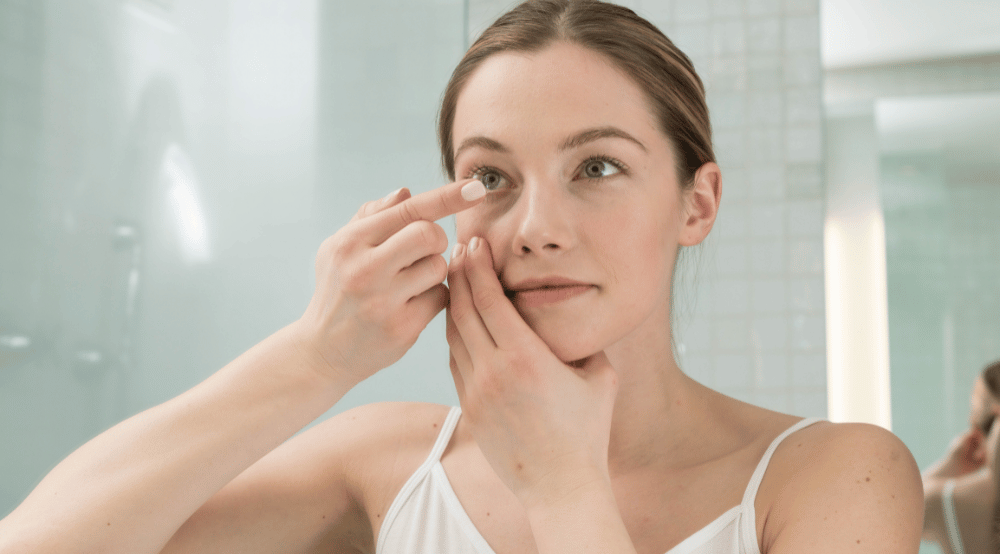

{"left": 602, "top": 318, "right": 726, "bottom": 477}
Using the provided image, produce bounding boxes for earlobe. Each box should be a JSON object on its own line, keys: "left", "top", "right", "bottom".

{"left": 678, "top": 162, "right": 722, "bottom": 247}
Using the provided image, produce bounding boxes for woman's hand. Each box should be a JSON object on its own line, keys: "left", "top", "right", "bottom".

{"left": 297, "top": 179, "right": 485, "bottom": 386}
{"left": 446, "top": 236, "right": 619, "bottom": 511}
{"left": 926, "top": 428, "right": 989, "bottom": 481}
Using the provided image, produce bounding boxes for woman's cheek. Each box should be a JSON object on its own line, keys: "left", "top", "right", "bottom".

{"left": 456, "top": 202, "right": 508, "bottom": 244}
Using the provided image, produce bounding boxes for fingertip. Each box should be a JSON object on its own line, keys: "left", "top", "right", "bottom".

{"left": 466, "top": 237, "right": 494, "bottom": 269}
{"left": 460, "top": 180, "right": 486, "bottom": 202}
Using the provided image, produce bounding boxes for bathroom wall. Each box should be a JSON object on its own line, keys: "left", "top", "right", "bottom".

{"left": 468, "top": 0, "right": 828, "bottom": 417}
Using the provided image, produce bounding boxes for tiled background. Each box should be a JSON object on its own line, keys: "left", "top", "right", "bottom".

{"left": 468, "top": 0, "right": 828, "bottom": 417}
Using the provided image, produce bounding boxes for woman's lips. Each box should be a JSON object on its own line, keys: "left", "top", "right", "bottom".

{"left": 510, "top": 285, "right": 595, "bottom": 308}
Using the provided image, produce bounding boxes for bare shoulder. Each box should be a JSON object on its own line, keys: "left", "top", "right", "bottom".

{"left": 760, "top": 421, "right": 924, "bottom": 553}
{"left": 167, "top": 401, "right": 451, "bottom": 554}
{"left": 288, "top": 401, "right": 454, "bottom": 524}
{"left": 307, "top": 401, "right": 454, "bottom": 505}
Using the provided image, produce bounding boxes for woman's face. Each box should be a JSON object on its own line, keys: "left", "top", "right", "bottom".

{"left": 451, "top": 41, "right": 690, "bottom": 362}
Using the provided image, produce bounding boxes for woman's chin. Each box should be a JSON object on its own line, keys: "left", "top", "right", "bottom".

{"left": 533, "top": 326, "right": 607, "bottom": 364}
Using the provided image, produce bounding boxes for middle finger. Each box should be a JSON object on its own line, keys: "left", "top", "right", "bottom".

{"left": 448, "top": 243, "right": 497, "bottom": 359}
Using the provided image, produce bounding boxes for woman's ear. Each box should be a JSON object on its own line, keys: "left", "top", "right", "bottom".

{"left": 678, "top": 162, "right": 722, "bottom": 247}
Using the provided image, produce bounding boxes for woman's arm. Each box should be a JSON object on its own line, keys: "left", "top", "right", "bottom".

{"left": 0, "top": 179, "right": 486, "bottom": 554}
{"left": 924, "top": 429, "right": 987, "bottom": 490}
{"left": 0, "top": 323, "right": 352, "bottom": 554}
{"left": 762, "top": 423, "right": 924, "bottom": 554}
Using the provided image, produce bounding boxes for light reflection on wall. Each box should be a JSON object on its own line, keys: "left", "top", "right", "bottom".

{"left": 823, "top": 114, "right": 893, "bottom": 430}
{"left": 161, "top": 144, "right": 210, "bottom": 264}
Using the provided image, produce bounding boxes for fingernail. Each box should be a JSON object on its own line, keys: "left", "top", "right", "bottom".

{"left": 461, "top": 180, "right": 486, "bottom": 201}
{"left": 384, "top": 187, "right": 403, "bottom": 201}
{"left": 468, "top": 237, "right": 480, "bottom": 253}
{"left": 451, "top": 243, "right": 464, "bottom": 259}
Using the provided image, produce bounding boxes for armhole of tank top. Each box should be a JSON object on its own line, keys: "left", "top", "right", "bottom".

{"left": 738, "top": 417, "right": 824, "bottom": 554}
{"left": 375, "top": 405, "right": 463, "bottom": 553}
{"left": 942, "top": 479, "right": 966, "bottom": 554}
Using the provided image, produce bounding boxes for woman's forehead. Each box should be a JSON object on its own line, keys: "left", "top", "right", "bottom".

{"left": 451, "top": 42, "right": 663, "bottom": 152}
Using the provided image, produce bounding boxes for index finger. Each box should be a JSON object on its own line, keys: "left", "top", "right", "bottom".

{"left": 361, "top": 178, "right": 485, "bottom": 245}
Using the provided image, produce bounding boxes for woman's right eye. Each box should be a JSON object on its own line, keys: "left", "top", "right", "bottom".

{"left": 471, "top": 168, "right": 508, "bottom": 191}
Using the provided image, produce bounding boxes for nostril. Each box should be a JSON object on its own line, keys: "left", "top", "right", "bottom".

{"left": 521, "top": 245, "right": 531, "bottom": 253}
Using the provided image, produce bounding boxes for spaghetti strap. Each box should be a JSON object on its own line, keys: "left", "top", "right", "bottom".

{"left": 942, "top": 480, "right": 966, "bottom": 554}
{"left": 738, "top": 417, "right": 823, "bottom": 554}
{"left": 375, "top": 406, "right": 463, "bottom": 553}
{"left": 427, "top": 406, "right": 463, "bottom": 463}
{"left": 740, "top": 417, "right": 822, "bottom": 507}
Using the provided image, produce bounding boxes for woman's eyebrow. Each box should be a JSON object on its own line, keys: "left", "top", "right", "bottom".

{"left": 454, "top": 126, "right": 647, "bottom": 160}
{"left": 559, "top": 126, "right": 648, "bottom": 153}
{"left": 455, "top": 136, "right": 509, "bottom": 160}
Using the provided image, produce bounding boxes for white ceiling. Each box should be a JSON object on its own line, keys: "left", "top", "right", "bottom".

{"left": 822, "top": 0, "right": 1000, "bottom": 68}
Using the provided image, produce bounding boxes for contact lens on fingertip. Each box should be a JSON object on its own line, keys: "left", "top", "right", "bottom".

{"left": 461, "top": 180, "right": 486, "bottom": 201}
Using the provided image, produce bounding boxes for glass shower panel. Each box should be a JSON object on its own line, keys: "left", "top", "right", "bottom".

{"left": 0, "top": 0, "right": 465, "bottom": 517}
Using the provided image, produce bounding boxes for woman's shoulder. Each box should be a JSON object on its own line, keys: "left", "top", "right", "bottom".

{"left": 308, "top": 401, "right": 455, "bottom": 509}
{"left": 758, "top": 419, "right": 924, "bottom": 552}
{"left": 308, "top": 400, "right": 454, "bottom": 479}
{"left": 314, "top": 401, "right": 453, "bottom": 453}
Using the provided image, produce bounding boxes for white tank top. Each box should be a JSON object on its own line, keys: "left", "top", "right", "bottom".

{"left": 941, "top": 479, "right": 966, "bottom": 554}
{"left": 377, "top": 407, "right": 821, "bottom": 554}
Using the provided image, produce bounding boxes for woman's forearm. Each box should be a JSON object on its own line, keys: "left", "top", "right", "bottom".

{"left": 0, "top": 321, "right": 355, "bottom": 554}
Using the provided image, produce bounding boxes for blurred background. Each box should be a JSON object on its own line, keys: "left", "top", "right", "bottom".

{"left": 0, "top": 2, "right": 997, "bottom": 545}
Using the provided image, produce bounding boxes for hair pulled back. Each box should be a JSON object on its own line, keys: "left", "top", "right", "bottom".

{"left": 438, "top": 0, "right": 715, "bottom": 188}
{"left": 983, "top": 359, "right": 1000, "bottom": 399}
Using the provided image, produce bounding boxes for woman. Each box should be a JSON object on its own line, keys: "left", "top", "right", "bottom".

{"left": 924, "top": 360, "right": 1000, "bottom": 554}
{"left": 0, "top": 1, "right": 922, "bottom": 553}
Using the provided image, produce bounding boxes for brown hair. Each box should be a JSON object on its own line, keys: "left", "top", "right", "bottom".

{"left": 437, "top": 0, "right": 715, "bottom": 189}
{"left": 983, "top": 359, "right": 1000, "bottom": 399}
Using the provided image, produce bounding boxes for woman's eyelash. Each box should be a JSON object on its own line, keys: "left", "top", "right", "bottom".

{"left": 582, "top": 156, "right": 629, "bottom": 175}
{"left": 466, "top": 165, "right": 508, "bottom": 192}
{"left": 463, "top": 155, "right": 629, "bottom": 189}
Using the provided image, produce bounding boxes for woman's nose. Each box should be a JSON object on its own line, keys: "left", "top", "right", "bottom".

{"left": 509, "top": 179, "right": 576, "bottom": 256}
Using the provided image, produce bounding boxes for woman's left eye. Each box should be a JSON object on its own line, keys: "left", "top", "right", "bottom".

{"left": 577, "top": 158, "right": 623, "bottom": 180}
